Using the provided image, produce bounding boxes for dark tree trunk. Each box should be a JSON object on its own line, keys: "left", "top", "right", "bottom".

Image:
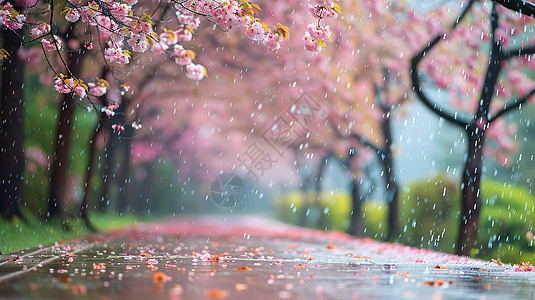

{"left": 457, "top": 126, "right": 485, "bottom": 256}
{"left": 48, "top": 37, "right": 84, "bottom": 219}
{"left": 116, "top": 139, "right": 132, "bottom": 214}
{"left": 313, "top": 154, "right": 328, "bottom": 228}
{"left": 99, "top": 132, "right": 115, "bottom": 212}
{"left": 99, "top": 99, "right": 129, "bottom": 213}
{"left": 0, "top": 27, "right": 25, "bottom": 220}
{"left": 348, "top": 178, "right": 364, "bottom": 237}
{"left": 80, "top": 124, "right": 101, "bottom": 232}
{"left": 380, "top": 115, "right": 399, "bottom": 241}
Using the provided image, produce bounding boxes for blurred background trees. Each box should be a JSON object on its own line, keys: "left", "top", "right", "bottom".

{"left": 2, "top": 0, "right": 535, "bottom": 263}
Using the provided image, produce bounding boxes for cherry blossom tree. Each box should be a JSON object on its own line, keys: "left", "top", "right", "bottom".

{"left": 324, "top": 0, "right": 431, "bottom": 240}
{"left": 411, "top": 0, "right": 535, "bottom": 255}
{"left": 0, "top": 0, "right": 296, "bottom": 220}
{"left": 0, "top": 0, "right": 25, "bottom": 220}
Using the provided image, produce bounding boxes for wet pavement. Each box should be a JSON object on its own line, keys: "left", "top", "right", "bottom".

{"left": 1, "top": 216, "right": 535, "bottom": 299}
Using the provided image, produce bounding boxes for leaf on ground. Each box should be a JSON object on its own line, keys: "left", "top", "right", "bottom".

{"left": 205, "top": 289, "right": 229, "bottom": 299}
{"left": 153, "top": 272, "right": 166, "bottom": 285}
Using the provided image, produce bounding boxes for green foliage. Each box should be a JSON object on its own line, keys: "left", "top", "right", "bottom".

{"left": 478, "top": 181, "right": 535, "bottom": 263}
{"left": 272, "top": 190, "right": 386, "bottom": 238}
{"left": 0, "top": 213, "right": 138, "bottom": 254}
{"left": 273, "top": 191, "right": 351, "bottom": 230}
{"left": 273, "top": 177, "right": 535, "bottom": 264}
{"left": 398, "top": 175, "right": 461, "bottom": 253}
{"left": 361, "top": 201, "right": 388, "bottom": 239}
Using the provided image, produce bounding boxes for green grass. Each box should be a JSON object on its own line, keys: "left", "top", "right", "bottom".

{"left": 0, "top": 214, "right": 141, "bottom": 254}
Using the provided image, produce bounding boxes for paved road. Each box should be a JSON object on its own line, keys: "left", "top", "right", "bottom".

{"left": 1, "top": 216, "right": 534, "bottom": 299}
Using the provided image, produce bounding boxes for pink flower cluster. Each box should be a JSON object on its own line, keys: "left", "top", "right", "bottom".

{"left": 87, "top": 79, "right": 109, "bottom": 97}
{"left": 111, "top": 124, "right": 125, "bottom": 131}
{"left": 0, "top": 3, "right": 26, "bottom": 30}
{"left": 514, "top": 262, "right": 535, "bottom": 272}
{"left": 176, "top": 0, "right": 286, "bottom": 50}
{"left": 101, "top": 103, "right": 119, "bottom": 117}
{"left": 104, "top": 42, "right": 130, "bottom": 64}
{"left": 30, "top": 22, "right": 51, "bottom": 39}
{"left": 186, "top": 63, "right": 206, "bottom": 81}
{"left": 59, "top": 1, "right": 156, "bottom": 65}
{"left": 65, "top": 9, "right": 80, "bottom": 23}
{"left": 41, "top": 35, "right": 63, "bottom": 51}
{"left": 53, "top": 75, "right": 87, "bottom": 98}
{"left": 172, "top": 45, "right": 193, "bottom": 66}
{"left": 303, "top": 24, "right": 331, "bottom": 52}
{"left": 309, "top": 0, "right": 338, "bottom": 19}
{"left": 304, "top": 0, "right": 339, "bottom": 52}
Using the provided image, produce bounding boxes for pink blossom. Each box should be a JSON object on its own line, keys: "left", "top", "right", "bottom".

{"left": 54, "top": 77, "right": 72, "bottom": 94}
{"left": 79, "top": 7, "right": 96, "bottom": 25}
{"left": 18, "top": 47, "right": 42, "bottom": 67}
{"left": 302, "top": 31, "right": 320, "bottom": 52}
{"left": 307, "top": 24, "right": 330, "bottom": 40}
{"left": 104, "top": 45, "right": 130, "bottom": 64}
{"left": 151, "top": 43, "right": 165, "bottom": 54}
{"left": 123, "top": 0, "right": 138, "bottom": 6}
{"left": 246, "top": 21, "right": 265, "bottom": 41}
{"left": 186, "top": 63, "right": 205, "bottom": 80}
{"left": 65, "top": 9, "right": 80, "bottom": 22}
{"left": 128, "top": 35, "right": 149, "bottom": 53}
{"left": 88, "top": 82, "right": 107, "bottom": 97}
{"left": 111, "top": 124, "right": 125, "bottom": 131}
{"left": 263, "top": 31, "right": 282, "bottom": 51}
{"left": 173, "top": 46, "right": 192, "bottom": 66}
{"left": 176, "top": 28, "right": 193, "bottom": 42}
{"left": 0, "top": 4, "right": 25, "bottom": 30}
{"left": 309, "top": 5, "right": 337, "bottom": 19}
{"left": 178, "top": 14, "right": 200, "bottom": 30}
{"left": 73, "top": 85, "right": 87, "bottom": 98}
{"left": 514, "top": 262, "right": 535, "bottom": 272}
{"left": 30, "top": 22, "right": 51, "bottom": 38}
{"left": 313, "top": 0, "right": 334, "bottom": 6}
{"left": 109, "top": 3, "right": 130, "bottom": 23}
{"left": 42, "top": 35, "right": 63, "bottom": 51}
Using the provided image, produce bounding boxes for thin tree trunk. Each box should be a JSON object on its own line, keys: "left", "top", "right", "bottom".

{"left": 116, "top": 139, "right": 132, "bottom": 214}
{"left": 0, "top": 26, "right": 25, "bottom": 220}
{"left": 381, "top": 115, "right": 399, "bottom": 241}
{"left": 313, "top": 154, "right": 328, "bottom": 229}
{"left": 348, "top": 178, "right": 364, "bottom": 237}
{"left": 48, "top": 41, "right": 84, "bottom": 220}
{"left": 99, "top": 130, "right": 115, "bottom": 212}
{"left": 457, "top": 127, "right": 485, "bottom": 256}
{"left": 80, "top": 124, "right": 101, "bottom": 232}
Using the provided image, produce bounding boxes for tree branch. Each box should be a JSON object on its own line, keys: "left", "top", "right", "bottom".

{"left": 493, "top": 0, "right": 535, "bottom": 18}
{"left": 504, "top": 45, "right": 535, "bottom": 60}
{"left": 331, "top": 123, "right": 383, "bottom": 155}
{"left": 410, "top": 0, "right": 477, "bottom": 128}
{"left": 489, "top": 86, "right": 535, "bottom": 123}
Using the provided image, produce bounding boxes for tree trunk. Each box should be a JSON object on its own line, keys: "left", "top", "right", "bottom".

{"left": 0, "top": 27, "right": 25, "bottom": 220}
{"left": 116, "top": 139, "right": 132, "bottom": 214}
{"left": 313, "top": 155, "right": 328, "bottom": 228}
{"left": 80, "top": 124, "right": 101, "bottom": 232}
{"left": 48, "top": 38, "right": 84, "bottom": 219}
{"left": 381, "top": 115, "right": 399, "bottom": 241}
{"left": 457, "top": 126, "right": 485, "bottom": 256}
{"left": 348, "top": 178, "right": 364, "bottom": 237}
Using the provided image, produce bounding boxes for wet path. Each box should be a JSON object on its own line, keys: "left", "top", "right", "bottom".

{"left": 1, "top": 216, "right": 534, "bottom": 299}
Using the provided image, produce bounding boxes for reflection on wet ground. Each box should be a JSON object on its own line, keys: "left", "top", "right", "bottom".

{"left": 1, "top": 217, "right": 534, "bottom": 299}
